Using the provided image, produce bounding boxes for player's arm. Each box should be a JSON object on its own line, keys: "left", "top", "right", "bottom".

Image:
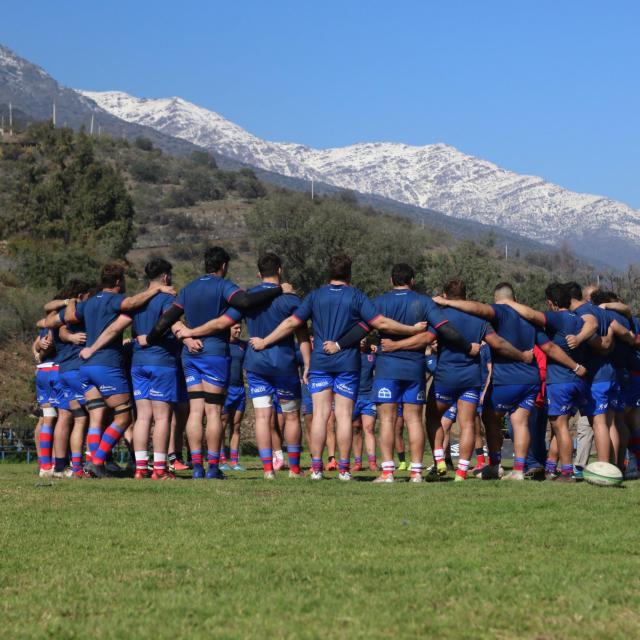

{"left": 227, "top": 285, "right": 289, "bottom": 312}
{"left": 610, "top": 319, "right": 636, "bottom": 346}
{"left": 250, "top": 316, "right": 303, "bottom": 351}
{"left": 600, "top": 301, "right": 632, "bottom": 319}
{"left": 500, "top": 299, "right": 546, "bottom": 327}
{"left": 79, "top": 315, "right": 132, "bottom": 360}
{"left": 566, "top": 313, "right": 597, "bottom": 349}
{"left": 379, "top": 332, "right": 436, "bottom": 353}
{"left": 368, "top": 315, "right": 426, "bottom": 336}
{"left": 323, "top": 323, "right": 371, "bottom": 354}
{"left": 34, "top": 332, "right": 53, "bottom": 360}
{"left": 43, "top": 298, "right": 69, "bottom": 313}
{"left": 295, "top": 325, "right": 311, "bottom": 383}
{"left": 484, "top": 332, "right": 533, "bottom": 363}
{"left": 480, "top": 361, "right": 493, "bottom": 403}
{"left": 435, "top": 321, "right": 479, "bottom": 356}
{"left": 31, "top": 336, "right": 41, "bottom": 362}
{"left": 64, "top": 298, "right": 79, "bottom": 324}
{"left": 120, "top": 285, "right": 176, "bottom": 312}
{"left": 175, "top": 314, "right": 238, "bottom": 339}
{"left": 59, "top": 325, "right": 86, "bottom": 346}
{"left": 431, "top": 296, "right": 496, "bottom": 320}
{"left": 539, "top": 341, "right": 587, "bottom": 377}
{"left": 146, "top": 304, "right": 185, "bottom": 345}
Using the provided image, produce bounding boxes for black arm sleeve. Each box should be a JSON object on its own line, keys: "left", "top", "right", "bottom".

{"left": 146, "top": 305, "right": 184, "bottom": 345}
{"left": 437, "top": 322, "right": 472, "bottom": 354}
{"left": 228, "top": 286, "right": 282, "bottom": 311}
{"left": 336, "top": 323, "right": 370, "bottom": 349}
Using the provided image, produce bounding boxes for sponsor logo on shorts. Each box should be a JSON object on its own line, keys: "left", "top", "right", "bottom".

{"left": 134, "top": 389, "right": 142, "bottom": 397}
{"left": 150, "top": 389, "right": 165, "bottom": 397}
{"left": 336, "top": 383, "right": 353, "bottom": 395}
{"left": 378, "top": 387, "right": 392, "bottom": 399}
{"left": 416, "top": 390, "right": 425, "bottom": 401}
{"left": 99, "top": 384, "right": 116, "bottom": 393}
{"left": 251, "top": 385, "right": 267, "bottom": 394}
{"left": 311, "top": 380, "right": 327, "bottom": 389}
{"left": 185, "top": 375, "right": 196, "bottom": 383}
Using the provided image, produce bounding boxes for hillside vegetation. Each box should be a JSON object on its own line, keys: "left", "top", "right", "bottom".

{"left": 0, "top": 122, "right": 637, "bottom": 423}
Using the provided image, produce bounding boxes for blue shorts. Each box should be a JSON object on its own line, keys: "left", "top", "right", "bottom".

{"left": 301, "top": 390, "right": 313, "bottom": 415}
{"left": 223, "top": 384, "right": 246, "bottom": 415}
{"left": 247, "top": 372, "right": 301, "bottom": 404}
{"left": 58, "top": 370, "right": 86, "bottom": 408}
{"left": 373, "top": 378, "right": 426, "bottom": 405}
{"left": 625, "top": 375, "right": 640, "bottom": 409}
{"left": 131, "top": 365, "right": 178, "bottom": 403}
{"left": 610, "top": 381, "right": 625, "bottom": 413}
{"left": 35, "top": 366, "right": 59, "bottom": 406}
{"left": 484, "top": 383, "right": 539, "bottom": 414}
{"left": 546, "top": 380, "right": 587, "bottom": 417}
{"left": 175, "top": 367, "right": 189, "bottom": 405}
{"left": 443, "top": 404, "right": 458, "bottom": 422}
{"left": 308, "top": 371, "right": 359, "bottom": 399}
{"left": 583, "top": 380, "right": 617, "bottom": 417}
{"left": 352, "top": 397, "right": 377, "bottom": 421}
{"left": 80, "top": 365, "right": 131, "bottom": 398}
{"left": 433, "top": 384, "right": 481, "bottom": 409}
{"left": 182, "top": 355, "right": 230, "bottom": 389}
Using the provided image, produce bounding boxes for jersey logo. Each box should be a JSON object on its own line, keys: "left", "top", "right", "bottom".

{"left": 378, "top": 387, "right": 392, "bottom": 399}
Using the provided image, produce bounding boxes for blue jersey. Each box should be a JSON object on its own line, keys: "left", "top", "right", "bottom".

{"left": 243, "top": 283, "right": 301, "bottom": 376}
{"left": 359, "top": 351, "right": 376, "bottom": 396}
{"left": 75, "top": 291, "right": 128, "bottom": 368}
{"left": 479, "top": 343, "right": 492, "bottom": 387}
{"left": 434, "top": 307, "right": 493, "bottom": 388}
{"left": 131, "top": 293, "right": 180, "bottom": 368}
{"left": 629, "top": 317, "right": 640, "bottom": 374}
{"left": 175, "top": 275, "right": 242, "bottom": 357}
{"left": 373, "top": 289, "right": 445, "bottom": 381}
{"left": 56, "top": 307, "right": 86, "bottom": 373}
{"left": 544, "top": 310, "right": 587, "bottom": 384}
{"left": 293, "top": 284, "right": 380, "bottom": 373}
{"left": 575, "top": 302, "right": 616, "bottom": 382}
{"left": 490, "top": 304, "right": 548, "bottom": 386}
{"left": 605, "top": 309, "right": 631, "bottom": 381}
{"left": 425, "top": 352, "right": 438, "bottom": 376}
{"left": 229, "top": 339, "right": 248, "bottom": 386}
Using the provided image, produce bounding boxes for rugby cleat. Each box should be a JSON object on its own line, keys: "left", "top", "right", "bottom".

{"left": 368, "top": 461, "right": 379, "bottom": 472}
{"left": 436, "top": 460, "right": 448, "bottom": 476}
{"left": 338, "top": 471, "right": 353, "bottom": 481}
{"left": 84, "top": 461, "right": 106, "bottom": 479}
{"left": 105, "top": 460, "right": 123, "bottom": 475}
{"left": 151, "top": 470, "right": 176, "bottom": 480}
{"left": 192, "top": 464, "right": 205, "bottom": 479}
{"left": 624, "top": 468, "right": 639, "bottom": 480}
{"left": 170, "top": 459, "right": 190, "bottom": 472}
{"left": 205, "top": 466, "right": 226, "bottom": 480}
{"left": 219, "top": 463, "right": 231, "bottom": 472}
{"left": 38, "top": 467, "right": 54, "bottom": 479}
{"left": 454, "top": 473, "right": 465, "bottom": 482}
{"left": 397, "top": 461, "right": 409, "bottom": 471}
{"left": 325, "top": 459, "right": 338, "bottom": 471}
{"left": 231, "top": 463, "right": 246, "bottom": 472}
{"left": 553, "top": 474, "right": 576, "bottom": 483}
{"left": 481, "top": 464, "right": 503, "bottom": 480}
{"left": 373, "top": 472, "right": 394, "bottom": 484}
{"left": 273, "top": 457, "right": 285, "bottom": 472}
{"left": 288, "top": 470, "right": 301, "bottom": 478}
{"left": 502, "top": 470, "right": 525, "bottom": 481}
{"left": 409, "top": 471, "right": 423, "bottom": 483}
{"left": 264, "top": 471, "right": 275, "bottom": 480}
{"left": 309, "top": 471, "right": 324, "bottom": 481}
{"left": 352, "top": 461, "right": 363, "bottom": 473}
{"left": 134, "top": 468, "right": 150, "bottom": 480}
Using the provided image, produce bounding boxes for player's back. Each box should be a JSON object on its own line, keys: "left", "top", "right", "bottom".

{"left": 543, "top": 310, "right": 586, "bottom": 384}
{"left": 56, "top": 308, "right": 85, "bottom": 373}
{"left": 490, "top": 303, "right": 542, "bottom": 386}
{"left": 574, "top": 302, "right": 615, "bottom": 382}
{"left": 79, "top": 291, "right": 126, "bottom": 367}
{"left": 229, "top": 339, "right": 248, "bottom": 386}
{"left": 243, "top": 283, "right": 300, "bottom": 376}
{"left": 176, "top": 275, "right": 241, "bottom": 357}
{"left": 131, "top": 293, "right": 179, "bottom": 367}
{"left": 359, "top": 351, "right": 376, "bottom": 396}
{"left": 605, "top": 309, "right": 631, "bottom": 376}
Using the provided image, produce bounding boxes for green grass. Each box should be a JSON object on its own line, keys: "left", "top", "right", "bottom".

{"left": 1, "top": 462, "right": 639, "bottom": 640}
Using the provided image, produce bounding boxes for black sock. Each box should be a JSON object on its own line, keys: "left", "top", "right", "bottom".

{"left": 398, "top": 451, "right": 406, "bottom": 462}
{"left": 168, "top": 452, "right": 177, "bottom": 463}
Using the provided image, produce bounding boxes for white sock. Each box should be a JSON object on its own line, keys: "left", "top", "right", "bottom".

{"left": 154, "top": 452, "right": 167, "bottom": 463}
{"left": 135, "top": 450, "right": 148, "bottom": 463}
{"left": 434, "top": 448, "right": 445, "bottom": 463}
{"left": 274, "top": 450, "right": 284, "bottom": 461}
{"left": 458, "top": 458, "right": 470, "bottom": 472}
{"left": 381, "top": 460, "right": 395, "bottom": 473}
{"left": 411, "top": 462, "right": 423, "bottom": 474}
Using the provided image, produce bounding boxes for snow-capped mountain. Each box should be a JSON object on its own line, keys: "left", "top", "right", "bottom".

{"left": 80, "top": 89, "right": 640, "bottom": 263}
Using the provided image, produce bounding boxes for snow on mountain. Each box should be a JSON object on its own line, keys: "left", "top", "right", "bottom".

{"left": 80, "top": 89, "right": 640, "bottom": 254}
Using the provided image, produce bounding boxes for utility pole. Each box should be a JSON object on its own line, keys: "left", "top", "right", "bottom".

{"left": 52, "top": 100, "right": 56, "bottom": 127}
{"left": 9, "top": 101, "right": 13, "bottom": 136}
{"left": 505, "top": 243, "right": 508, "bottom": 261}
{"left": 311, "top": 178, "right": 314, "bottom": 200}
{"left": 90, "top": 113, "right": 94, "bottom": 135}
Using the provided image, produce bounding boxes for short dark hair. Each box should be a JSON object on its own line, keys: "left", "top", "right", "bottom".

{"left": 258, "top": 252, "right": 282, "bottom": 278}
{"left": 591, "top": 289, "right": 618, "bottom": 305}
{"left": 391, "top": 263, "right": 415, "bottom": 287}
{"left": 444, "top": 279, "right": 467, "bottom": 300}
{"left": 545, "top": 282, "right": 570, "bottom": 309}
{"left": 55, "top": 279, "right": 93, "bottom": 300}
{"left": 328, "top": 253, "right": 352, "bottom": 281}
{"left": 144, "top": 257, "right": 173, "bottom": 281}
{"left": 564, "top": 281, "right": 583, "bottom": 301}
{"left": 100, "top": 263, "right": 125, "bottom": 289}
{"left": 204, "top": 246, "right": 230, "bottom": 274}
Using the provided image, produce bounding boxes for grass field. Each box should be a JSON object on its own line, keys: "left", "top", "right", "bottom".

{"left": 2, "top": 461, "right": 639, "bottom": 640}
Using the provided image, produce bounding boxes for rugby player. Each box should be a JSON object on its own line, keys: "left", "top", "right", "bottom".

{"left": 250, "top": 253, "right": 426, "bottom": 481}
{"left": 435, "top": 282, "right": 586, "bottom": 480}
{"left": 351, "top": 337, "right": 378, "bottom": 472}
{"left": 156, "top": 246, "right": 289, "bottom": 479}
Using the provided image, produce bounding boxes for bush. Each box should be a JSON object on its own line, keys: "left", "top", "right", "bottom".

{"left": 129, "top": 158, "right": 166, "bottom": 183}
{"left": 134, "top": 137, "right": 154, "bottom": 151}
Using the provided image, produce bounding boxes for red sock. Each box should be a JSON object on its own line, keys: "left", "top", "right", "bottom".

{"left": 93, "top": 423, "right": 125, "bottom": 464}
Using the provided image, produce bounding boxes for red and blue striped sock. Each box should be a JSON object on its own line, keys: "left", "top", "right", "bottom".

{"left": 338, "top": 458, "right": 350, "bottom": 473}
{"left": 153, "top": 453, "right": 167, "bottom": 473}
{"left": 545, "top": 459, "right": 557, "bottom": 474}
{"left": 207, "top": 450, "right": 220, "bottom": 469}
{"left": 287, "top": 444, "right": 301, "bottom": 474}
{"left": 93, "top": 423, "right": 125, "bottom": 464}
{"left": 87, "top": 426, "right": 102, "bottom": 458}
{"left": 230, "top": 449, "right": 239, "bottom": 466}
{"left": 311, "top": 457, "right": 323, "bottom": 473}
{"left": 561, "top": 463, "right": 573, "bottom": 477}
{"left": 71, "top": 451, "right": 83, "bottom": 476}
{"left": 354, "top": 456, "right": 362, "bottom": 465}
{"left": 191, "top": 450, "right": 203, "bottom": 468}
{"left": 219, "top": 447, "right": 227, "bottom": 464}
{"left": 488, "top": 451, "right": 501, "bottom": 466}
{"left": 513, "top": 456, "right": 525, "bottom": 472}
{"left": 259, "top": 448, "right": 273, "bottom": 472}
{"left": 39, "top": 424, "right": 54, "bottom": 469}
{"left": 368, "top": 454, "right": 377, "bottom": 466}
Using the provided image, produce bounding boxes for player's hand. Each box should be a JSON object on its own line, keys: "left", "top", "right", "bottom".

{"left": 575, "top": 364, "right": 587, "bottom": 378}
{"left": 323, "top": 340, "right": 340, "bottom": 355}
{"left": 250, "top": 337, "right": 267, "bottom": 351}
{"left": 158, "top": 285, "right": 177, "bottom": 296}
{"left": 137, "top": 335, "right": 149, "bottom": 347}
{"left": 521, "top": 349, "right": 534, "bottom": 364}
{"left": 40, "top": 336, "right": 53, "bottom": 350}
{"left": 68, "top": 332, "right": 87, "bottom": 345}
{"left": 79, "top": 347, "right": 93, "bottom": 360}
{"left": 184, "top": 337, "right": 203, "bottom": 353}
{"left": 175, "top": 326, "right": 194, "bottom": 340}
{"left": 468, "top": 342, "right": 481, "bottom": 357}
{"left": 302, "top": 367, "right": 309, "bottom": 385}
{"left": 379, "top": 338, "right": 396, "bottom": 353}
{"left": 370, "top": 344, "right": 378, "bottom": 353}
{"left": 432, "top": 295, "right": 447, "bottom": 306}
{"left": 566, "top": 334, "right": 578, "bottom": 349}
{"left": 413, "top": 321, "right": 427, "bottom": 333}
{"left": 281, "top": 282, "right": 295, "bottom": 294}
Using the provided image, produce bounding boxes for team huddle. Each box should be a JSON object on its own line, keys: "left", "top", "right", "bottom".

{"left": 31, "top": 246, "right": 640, "bottom": 483}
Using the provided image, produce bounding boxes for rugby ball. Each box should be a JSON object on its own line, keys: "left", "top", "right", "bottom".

{"left": 583, "top": 461, "right": 623, "bottom": 487}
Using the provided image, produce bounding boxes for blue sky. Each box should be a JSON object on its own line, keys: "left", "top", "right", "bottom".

{"left": 2, "top": 1, "right": 639, "bottom": 206}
